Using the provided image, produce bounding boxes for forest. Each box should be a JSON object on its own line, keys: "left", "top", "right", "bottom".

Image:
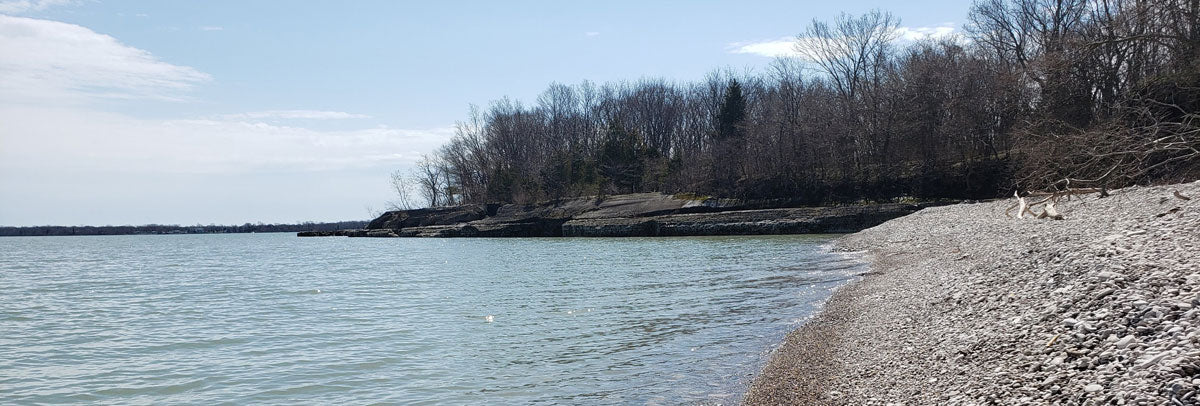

{"left": 392, "top": 0, "right": 1200, "bottom": 208}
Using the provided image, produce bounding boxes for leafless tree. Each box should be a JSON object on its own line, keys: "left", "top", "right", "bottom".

{"left": 414, "top": 155, "right": 444, "bottom": 207}
{"left": 386, "top": 170, "right": 416, "bottom": 210}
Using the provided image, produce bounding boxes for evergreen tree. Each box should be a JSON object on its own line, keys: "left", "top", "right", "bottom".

{"left": 715, "top": 79, "right": 746, "bottom": 141}
{"left": 597, "top": 123, "right": 646, "bottom": 194}
{"left": 711, "top": 79, "right": 747, "bottom": 196}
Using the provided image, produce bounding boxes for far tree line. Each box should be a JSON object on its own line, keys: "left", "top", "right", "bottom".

{"left": 390, "top": 0, "right": 1200, "bottom": 210}
{"left": 0, "top": 221, "right": 370, "bottom": 237}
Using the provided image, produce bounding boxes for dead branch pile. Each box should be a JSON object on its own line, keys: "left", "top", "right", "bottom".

{"left": 1019, "top": 105, "right": 1200, "bottom": 192}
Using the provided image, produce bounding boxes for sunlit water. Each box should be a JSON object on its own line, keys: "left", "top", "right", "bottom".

{"left": 0, "top": 233, "right": 864, "bottom": 405}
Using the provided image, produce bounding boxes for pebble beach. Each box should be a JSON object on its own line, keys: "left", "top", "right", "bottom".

{"left": 745, "top": 180, "right": 1200, "bottom": 405}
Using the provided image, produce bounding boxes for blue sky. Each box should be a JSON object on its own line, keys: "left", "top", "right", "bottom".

{"left": 0, "top": 0, "right": 972, "bottom": 226}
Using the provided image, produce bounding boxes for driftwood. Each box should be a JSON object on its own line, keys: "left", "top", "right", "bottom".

{"left": 1005, "top": 191, "right": 1037, "bottom": 218}
{"left": 1038, "top": 200, "right": 1064, "bottom": 220}
{"left": 1006, "top": 187, "right": 1103, "bottom": 220}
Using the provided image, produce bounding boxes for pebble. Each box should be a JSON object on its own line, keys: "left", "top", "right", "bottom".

{"left": 1115, "top": 335, "right": 1137, "bottom": 349}
{"left": 744, "top": 182, "right": 1200, "bottom": 405}
{"left": 1136, "top": 352, "right": 1170, "bottom": 369}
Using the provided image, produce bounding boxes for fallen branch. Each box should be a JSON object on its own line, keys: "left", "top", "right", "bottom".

{"left": 1038, "top": 199, "right": 1064, "bottom": 220}
{"left": 1007, "top": 188, "right": 1103, "bottom": 220}
{"left": 1005, "top": 191, "right": 1038, "bottom": 218}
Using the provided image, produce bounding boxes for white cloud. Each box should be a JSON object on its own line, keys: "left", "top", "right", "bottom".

{"left": 0, "top": 106, "right": 454, "bottom": 174}
{"left": 728, "top": 36, "right": 797, "bottom": 58}
{"left": 200, "top": 26, "right": 222, "bottom": 31}
{"left": 730, "top": 24, "right": 959, "bottom": 59}
{"left": 0, "top": 15, "right": 451, "bottom": 225}
{"left": 0, "top": 15, "right": 210, "bottom": 103}
{"left": 894, "top": 24, "right": 957, "bottom": 42}
{"left": 585, "top": 31, "right": 600, "bottom": 37}
{"left": 0, "top": 0, "right": 73, "bottom": 14}
{"left": 0, "top": 106, "right": 449, "bottom": 225}
{"left": 223, "top": 110, "right": 372, "bottom": 120}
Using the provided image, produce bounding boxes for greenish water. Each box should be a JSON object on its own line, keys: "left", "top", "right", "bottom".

{"left": 0, "top": 233, "right": 863, "bottom": 405}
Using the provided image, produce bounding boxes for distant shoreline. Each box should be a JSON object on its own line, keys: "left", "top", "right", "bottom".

{"left": 0, "top": 221, "right": 368, "bottom": 237}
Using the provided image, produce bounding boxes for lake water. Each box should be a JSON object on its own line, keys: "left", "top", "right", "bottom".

{"left": 0, "top": 233, "right": 863, "bottom": 405}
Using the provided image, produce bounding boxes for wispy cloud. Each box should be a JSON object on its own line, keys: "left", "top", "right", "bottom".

{"left": 0, "top": 107, "right": 453, "bottom": 174}
{"left": 585, "top": 31, "right": 600, "bottom": 37}
{"left": 0, "top": 106, "right": 455, "bottom": 224}
{"left": 200, "top": 26, "right": 223, "bottom": 31}
{"left": 729, "top": 24, "right": 959, "bottom": 59}
{"left": 894, "top": 24, "right": 957, "bottom": 42}
{"left": 728, "top": 36, "right": 797, "bottom": 58}
{"left": 0, "top": 15, "right": 210, "bottom": 103}
{"left": 222, "top": 110, "right": 372, "bottom": 121}
{"left": 0, "top": 0, "right": 74, "bottom": 14}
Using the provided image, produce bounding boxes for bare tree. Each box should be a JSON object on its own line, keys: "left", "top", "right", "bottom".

{"left": 386, "top": 170, "right": 416, "bottom": 210}
{"left": 797, "top": 9, "right": 900, "bottom": 103}
{"left": 414, "top": 155, "right": 443, "bottom": 208}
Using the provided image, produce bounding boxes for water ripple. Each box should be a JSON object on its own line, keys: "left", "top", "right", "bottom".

{"left": 0, "top": 233, "right": 863, "bottom": 405}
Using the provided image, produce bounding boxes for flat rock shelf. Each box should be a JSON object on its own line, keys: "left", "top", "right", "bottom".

{"left": 299, "top": 193, "right": 943, "bottom": 238}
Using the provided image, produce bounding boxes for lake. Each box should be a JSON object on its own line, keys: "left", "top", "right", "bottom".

{"left": 0, "top": 233, "right": 863, "bottom": 405}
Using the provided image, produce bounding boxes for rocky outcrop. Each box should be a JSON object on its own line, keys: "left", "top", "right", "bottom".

{"left": 297, "top": 229, "right": 366, "bottom": 237}
{"left": 365, "top": 204, "right": 496, "bottom": 230}
{"left": 304, "top": 193, "right": 940, "bottom": 238}
{"left": 561, "top": 205, "right": 920, "bottom": 237}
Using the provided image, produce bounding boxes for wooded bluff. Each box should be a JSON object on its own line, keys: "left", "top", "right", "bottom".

{"left": 391, "top": 2, "right": 1199, "bottom": 210}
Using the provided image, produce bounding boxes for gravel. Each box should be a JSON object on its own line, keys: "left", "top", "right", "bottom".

{"left": 744, "top": 180, "right": 1200, "bottom": 405}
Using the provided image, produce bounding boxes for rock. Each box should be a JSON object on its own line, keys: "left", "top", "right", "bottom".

{"left": 366, "top": 204, "right": 494, "bottom": 230}
{"left": 297, "top": 230, "right": 338, "bottom": 237}
{"left": 1135, "top": 352, "right": 1170, "bottom": 369}
{"left": 1084, "top": 384, "right": 1103, "bottom": 393}
{"left": 1115, "top": 335, "right": 1137, "bottom": 349}
{"left": 365, "top": 229, "right": 397, "bottom": 238}
{"left": 350, "top": 192, "right": 929, "bottom": 238}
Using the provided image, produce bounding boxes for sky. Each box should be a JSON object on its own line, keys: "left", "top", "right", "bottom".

{"left": 0, "top": 0, "right": 972, "bottom": 226}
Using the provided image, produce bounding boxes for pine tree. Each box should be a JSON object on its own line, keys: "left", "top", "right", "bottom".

{"left": 711, "top": 79, "right": 747, "bottom": 196}
{"left": 715, "top": 79, "right": 746, "bottom": 142}
{"left": 597, "top": 123, "right": 646, "bottom": 194}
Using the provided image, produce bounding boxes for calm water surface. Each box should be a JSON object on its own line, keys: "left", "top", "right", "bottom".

{"left": 0, "top": 233, "right": 864, "bottom": 405}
